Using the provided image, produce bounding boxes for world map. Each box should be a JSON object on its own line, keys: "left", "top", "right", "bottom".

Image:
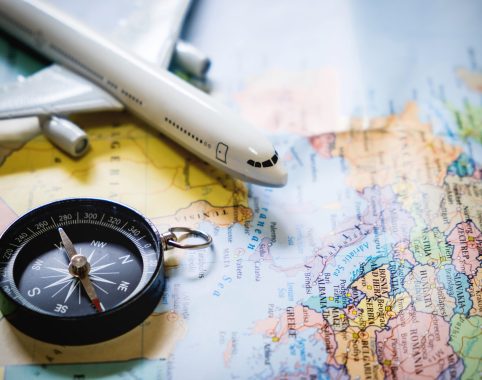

{"left": 1, "top": 1, "right": 482, "bottom": 379}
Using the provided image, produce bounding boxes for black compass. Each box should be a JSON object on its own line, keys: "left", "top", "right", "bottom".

{"left": 0, "top": 198, "right": 211, "bottom": 345}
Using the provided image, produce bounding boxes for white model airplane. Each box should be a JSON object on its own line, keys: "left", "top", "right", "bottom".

{"left": 0, "top": 0, "right": 287, "bottom": 187}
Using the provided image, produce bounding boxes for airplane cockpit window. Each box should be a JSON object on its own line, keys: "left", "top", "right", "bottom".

{"left": 247, "top": 151, "right": 278, "bottom": 168}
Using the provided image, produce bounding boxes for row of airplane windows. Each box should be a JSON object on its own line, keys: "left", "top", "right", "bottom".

{"left": 165, "top": 117, "right": 210, "bottom": 147}
{"left": 247, "top": 151, "right": 278, "bottom": 168}
{"left": 121, "top": 88, "right": 143, "bottom": 105}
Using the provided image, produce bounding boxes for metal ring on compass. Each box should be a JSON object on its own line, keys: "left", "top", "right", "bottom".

{"left": 166, "top": 227, "right": 213, "bottom": 249}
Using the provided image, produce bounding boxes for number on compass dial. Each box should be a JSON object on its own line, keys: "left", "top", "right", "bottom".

{"left": 14, "top": 225, "right": 143, "bottom": 316}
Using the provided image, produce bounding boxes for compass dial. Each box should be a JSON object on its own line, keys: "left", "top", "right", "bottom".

{"left": 0, "top": 198, "right": 165, "bottom": 345}
{"left": 14, "top": 225, "right": 148, "bottom": 316}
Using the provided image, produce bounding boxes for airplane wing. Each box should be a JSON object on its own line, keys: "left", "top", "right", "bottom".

{"left": 0, "top": 0, "right": 199, "bottom": 157}
{"left": 47, "top": 0, "right": 192, "bottom": 68}
{"left": 0, "top": 0, "right": 197, "bottom": 120}
{"left": 0, "top": 64, "right": 123, "bottom": 119}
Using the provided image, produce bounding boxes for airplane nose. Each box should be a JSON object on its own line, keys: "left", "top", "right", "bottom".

{"left": 272, "top": 165, "right": 288, "bottom": 187}
{"left": 253, "top": 164, "right": 288, "bottom": 187}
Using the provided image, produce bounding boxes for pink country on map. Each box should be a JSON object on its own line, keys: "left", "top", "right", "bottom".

{"left": 309, "top": 133, "right": 335, "bottom": 159}
{"left": 253, "top": 305, "right": 338, "bottom": 366}
{"left": 236, "top": 69, "right": 342, "bottom": 136}
{"left": 376, "top": 305, "right": 459, "bottom": 379}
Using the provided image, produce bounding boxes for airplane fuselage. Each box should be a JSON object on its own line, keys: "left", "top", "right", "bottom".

{"left": 0, "top": 0, "right": 287, "bottom": 187}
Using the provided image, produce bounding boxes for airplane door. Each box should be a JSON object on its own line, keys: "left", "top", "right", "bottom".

{"left": 216, "top": 142, "right": 228, "bottom": 163}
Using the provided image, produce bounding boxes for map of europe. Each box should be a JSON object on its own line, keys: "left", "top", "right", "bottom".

{"left": 0, "top": 1, "right": 481, "bottom": 379}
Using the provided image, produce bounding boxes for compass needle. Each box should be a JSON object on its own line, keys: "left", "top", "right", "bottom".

{"left": 0, "top": 198, "right": 211, "bottom": 345}
{"left": 59, "top": 227, "right": 105, "bottom": 313}
{"left": 58, "top": 227, "right": 78, "bottom": 260}
{"left": 79, "top": 276, "right": 104, "bottom": 312}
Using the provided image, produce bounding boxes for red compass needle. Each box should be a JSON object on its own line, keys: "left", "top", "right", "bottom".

{"left": 58, "top": 228, "right": 104, "bottom": 313}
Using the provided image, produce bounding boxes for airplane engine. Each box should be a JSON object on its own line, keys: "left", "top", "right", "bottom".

{"left": 40, "top": 116, "right": 89, "bottom": 158}
{"left": 173, "top": 41, "right": 211, "bottom": 78}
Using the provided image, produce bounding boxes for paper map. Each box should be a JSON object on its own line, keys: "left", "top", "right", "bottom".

{"left": 0, "top": 0, "right": 481, "bottom": 379}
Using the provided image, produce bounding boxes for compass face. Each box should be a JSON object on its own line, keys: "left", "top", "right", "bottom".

{"left": 13, "top": 225, "right": 147, "bottom": 317}
{"left": 0, "top": 198, "right": 165, "bottom": 345}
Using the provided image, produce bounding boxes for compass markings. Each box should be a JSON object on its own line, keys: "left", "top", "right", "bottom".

{"left": 87, "top": 249, "right": 96, "bottom": 262}
{"left": 45, "top": 266, "right": 69, "bottom": 275}
{"left": 90, "top": 274, "right": 116, "bottom": 285}
{"left": 90, "top": 262, "right": 116, "bottom": 272}
{"left": 91, "top": 253, "right": 108, "bottom": 267}
{"left": 37, "top": 227, "right": 48, "bottom": 235}
{"left": 119, "top": 254, "right": 133, "bottom": 264}
{"left": 92, "top": 282, "right": 109, "bottom": 295}
{"left": 50, "top": 279, "right": 73, "bottom": 298}
{"left": 41, "top": 274, "right": 66, "bottom": 279}
{"left": 8, "top": 205, "right": 160, "bottom": 319}
{"left": 44, "top": 274, "right": 72, "bottom": 289}
{"left": 53, "top": 257, "right": 68, "bottom": 268}
{"left": 64, "top": 279, "right": 80, "bottom": 303}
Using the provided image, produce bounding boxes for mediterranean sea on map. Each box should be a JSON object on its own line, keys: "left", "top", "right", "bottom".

{"left": 0, "top": 1, "right": 481, "bottom": 380}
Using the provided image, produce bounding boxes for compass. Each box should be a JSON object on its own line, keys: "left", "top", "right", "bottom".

{"left": 0, "top": 198, "right": 212, "bottom": 345}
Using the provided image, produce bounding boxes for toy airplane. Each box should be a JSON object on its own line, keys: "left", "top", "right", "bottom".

{"left": 0, "top": 0, "right": 287, "bottom": 187}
